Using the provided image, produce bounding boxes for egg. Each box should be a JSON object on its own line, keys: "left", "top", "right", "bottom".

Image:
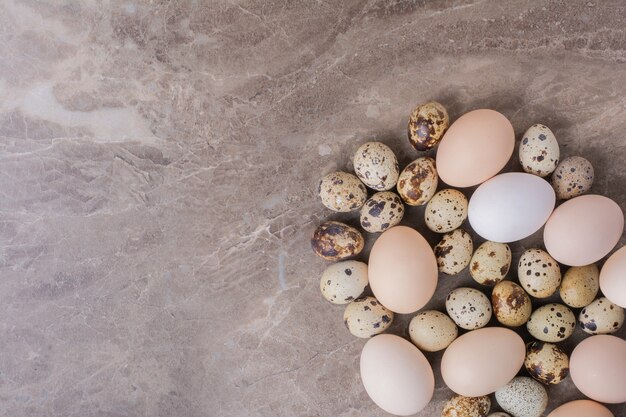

{"left": 318, "top": 171, "right": 367, "bottom": 212}
{"left": 495, "top": 377, "right": 548, "bottom": 417}
{"left": 353, "top": 142, "right": 399, "bottom": 191}
{"left": 343, "top": 296, "right": 394, "bottom": 338}
{"left": 527, "top": 303, "right": 576, "bottom": 342}
{"left": 579, "top": 297, "right": 625, "bottom": 335}
{"left": 517, "top": 248, "right": 561, "bottom": 298}
{"left": 547, "top": 400, "right": 615, "bottom": 417}
{"left": 543, "top": 194, "right": 624, "bottom": 266}
{"left": 492, "top": 281, "right": 532, "bottom": 327}
{"left": 436, "top": 109, "right": 515, "bottom": 188}
{"left": 600, "top": 245, "right": 626, "bottom": 308}
{"left": 445, "top": 287, "right": 492, "bottom": 330}
{"left": 369, "top": 226, "right": 438, "bottom": 313}
{"left": 442, "top": 395, "right": 491, "bottom": 417}
{"left": 409, "top": 310, "right": 458, "bottom": 352}
{"left": 434, "top": 228, "right": 473, "bottom": 275}
{"left": 360, "top": 191, "right": 404, "bottom": 233}
{"left": 360, "top": 334, "right": 434, "bottom": 415}
{"left": 311, "top": 221, "right": 364, "bottom": 261}
{"left": 488, "top": 414, "right": 511, "bottom": 417}
{"left": 441, "top": 327, "right": 525, "bottom": 397}
{"left": 407, "top": 101, "right": 450, "bottom": 151}
{"left": 552, "top": 156, "right": 594, "bottom": 200}
{"left": 468, "top": 173, "right": 555, "bottom": 242}
{"left": 519, "top": 124, "right": 559, "bottom": 177}
{"left": 470, "top": 241, "right": 511, "bottom": 286}
{"left": 320, "top": 260, "right": 368, "bottom": 304}
{"left": 396, "top": 157, "right": 438, "bottom": 206}
{"left": 560, "top": 264, "right": 600, "bottom": 308}
{"left": 425, "top": 189, "right": 468, "bottom": 233}
{"left": 524, "top": 341, "right": 569, "bottom": 385}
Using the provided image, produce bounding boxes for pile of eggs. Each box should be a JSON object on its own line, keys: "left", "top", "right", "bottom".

{"left": 312, "top": 102, "right": 626, "bottom": 417}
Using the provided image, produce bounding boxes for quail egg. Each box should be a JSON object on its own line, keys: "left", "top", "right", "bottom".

{"left": 524, "top": 341, "right": 569, "bottom": 385}
{"left": 519, "top": 124, "right": 559, "bottom": 177}
{"left": 343, "top": 296, "right": 393, "bottom": 338}
{"left": 434, "top": 228, "right": 473, "bottom": 275}
{"left": 360, "top": 191, "right": 404, "bottom": 233}
{"left": 320, "top": 260, "right": 368, "bottom": 304}
{"left": 396, "top": 157, "right": 438, "bottom": 206}
{"left": 407, "top": 101, "right": 449, "bottom": 151}
{"left": 470, "top": 241, "right": 511, "bottom": 286}
{"left": 442, "top": 395, "right": 490, "bottom": 417}
{"left": 518, "top": 248, "right": 561, "bottom": 298}
{"left": 311, "top": 221, "right": 364, "bottom": 261}
{"left": 559, "top": 264, "right": 599, "bottom": 308}
{"left": 551, "top": 156, "right": 594, "bottom": 200}
{"left": 446, "top": 287, "right": 492, "bottom": 330}
{"left": 318, "top": 171, "right": 367, "bottom": 212}
{"left": 492, "top": 280, "right": 532, "bottom": 327}
{"left": 527, "top": 303, "right": 576, "bottom": 342}
{"left": 409, "top": 310, "right": 458, "bottom": 352}
{"left": 425, "top": 189, "right": 468, "bottom": 233}
{"left": 579, "top": 297, "right": 625, "bottom": 335}
{"left": 495, "top": 377, "right": 548, "bottom": 417}
{"left": 353, "top": 142, "right": 399, "bottom": 191}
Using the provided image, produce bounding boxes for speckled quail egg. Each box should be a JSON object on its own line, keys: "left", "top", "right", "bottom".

{"left": 518, "top": 249, "right": 561, "bottom": 298}
{"left": 320, "top": 260, "right": 368, "bottom": 305}
{"left": 434, "top": 228, "right": 473, "bottom": 275}
{"left": 311, "top": 221, "right": 364, "bottom": 261}
{"left": 527, "top": 303, "right": 576, "bottom": 342}
{"left": 492, "top": 280, "right": 532, "bottom": 327}
{"left": 470, "top": 241, "right": 511, "bottom": 286}
{"left": 579, "top": 297, "right": 625, "bottom": 335}
{"left": 353, "top": 142, "right": 399, "bottom": 191}
{"left": 559, "top": 264, "right": 599, "bottom": 308}
{"left": 551, "top": 156, "right": 594, "bottom": 200}
{"left": 487, "top": 414, "right": 511, "bottom": 417}
{"left": 519, "top": 124, "right": 559, "bottom": 177}
{"left": 442, "top": 395, "right": 490, "bottom": 417}
{"left": 343, "top": 296, "right": 393, "bottom": 338}
{"left": 407, "top": 101, "right": 449, "bottom": 151}
{"left": 360, "top": 191, "right": 404, "bottom": 233}
{"left": 446, "top": 287, "right": 492, "bottom": 330}
{"left": 318, "top": 171, "right": 367, "bottom": 212}
{"left": 524, "top": 341, "right": 569, "bottom": 385}
{"left": 396, "top": 157, "right": 438, "bottom": 206}
{"left": 425, "top": 189, "right": 468, "bottom": 233}
{"left": 409, "top": 310, "right": 458, "bottom": 352}
{"left": 495, "top": 377, "right": 548, "bottom": 417}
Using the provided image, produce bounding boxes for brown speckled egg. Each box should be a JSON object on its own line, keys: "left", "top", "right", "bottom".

{"left": 311, "top": 221, "right": 364, "bottom": 261}
{"left": 343, "top": 296, "right": 393, "bottom": 338}
{"left": 492, "top": 281, "right": 532, "bottom": 327}
{"left": 320, "top": 261, "right": 368, "bottom": 305}
{"left": 434, "top": 228, "right": 473, "bottom": 275}
{"left": 446, "top": 287, "right": 492, "bottom": 330}
{"left": 360, "top": 191, "right": 404, "bottom": 233}
{"left": 318, "top": 171, "right": 367, "bottom": 212}
{"left": 396, "top": 157, "right": 438, "bottom": 206}
{"left": 527, "top": 303, "right": 576, "bottom": 342}
{"left": 518, "top": 249, "right": 561, "bottom": 298}
{"left": 519, "top": 124, "right": 559, "bottom": 177}
{"left": 353, "top": 142, "right": 399, "bottom": 191}
{"left": 407, "top": 101, "right": 449, "bottom": 151}
{"left": 470, "top": 241, "right": 511, "bottom": 286}
{"left": 551, "top": 156, "right": 594, "bottom": 200}
{"left": 409, "top": 310, "right": 458, "bottom": 352}
{"left": 487, "top": 413, "right": 511, "bottom": 417}
{"left": 559, "top": 264, "right": 599, "bottom": 308}
{"left": 425, "top": 189, "right": 468, "bottom": 233}
{"left": 442, "top": 395, "right": 490, "bottom": 417}
{"left": 579, "top": 297, "right": 625, "bottom": 335}
{"left": 495, "top": 377, "right": 547, "bottom": 417}
{"left": 524, "top": 341, "right": 569, "bottom": 385}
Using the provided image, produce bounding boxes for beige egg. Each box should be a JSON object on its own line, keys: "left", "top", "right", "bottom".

{"left": 470, "top": 241, "right": 511, "bottom": 286}
{"left": 524, "top": 341, "right": 569, "bottom": 385}
{"left": 396, "top": 157, "right": 438, "bottom": 206}
{"left": 519, "top": 124, "right": 560, "bottom": 177}
{"left": 343, "top": 296, "right": 393, "bottom": 338}
{"left": 551, "top": 156, "right": 594, "bottom": 200}
{"left": 442, "top": 395, "right": 490, "bottom": 417}
{"left": 579, "top": 297, "right": 625, "bottom": 335}
{"left": 446, "top": 287, "right": 492, "bottom": 330}
{"left": 320, "top": 261, "right": 368, "bottom": 305}
{"left": 495, "top": 377, "right": 548, "bottom": 417}
{"left": 409, "top": 310, "right": 458, "bottom": 352}
{"left": 353, "top": 142, "right": 399, "bottom": 191}
{"left": 434, "top": 228, "right": 473, "bottom": 275}
{"left": 560, "top": 264, "right": 599, "bottom": 308}
{"left": 360, "top": 191, "right": 404, "bottom": 233}
{"left": 407, "top": 101, "right": 450, "bottom": 151}
{"left": 518, "top": 249, "right": 561, "bottom": 298}
{"left": 318, "top": 171, "right": 367, "bottom": 212}
{"left": 488, "top": 414, "right": 511, "bottom": 417}
{"left": 311, "top": 221, "right": 364, "bottom": 261}
{"left": 492, "top": 281, "right": 532, "bottom": 327}
{"left": 527, "top": 303, "right": 576, "bottom": 342}
{"left": 425, "top": 189, "right": 468, "bottom": 233}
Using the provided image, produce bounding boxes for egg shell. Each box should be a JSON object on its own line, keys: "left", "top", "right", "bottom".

{"left": 495, "top": 377, "right": 547, "bottom": 417}
{"left": 441, "top": 327, "right": 525, "bottom": 397}
{"left": 560, "top": 264, "right": 599, "bottom": 308}
{"left": 524, "top": 341, "right": 569, "bottom": 385}
{"left": 396, "top": 157, "right": 438, "bottom": 206}
{"left": 543, "top": 194, "right": 624, "bottom": 266}
{"left": 579, "top": 297, "right": 625, "bottom": 335}
{"left": 519, "top": 124, "right": 559, "bottom": 177}
{"left": 547, "top": 400, "right": 614, "bottom": 417}
{"left": 492, "top": 280, "right": 532, "bottom": 327}
{"left": 425, "top": 189, "right": 468, "bottom": 233}
{"left": 518, "top": 249, "right": 561, "bottom": 298}
{"left": 527, "top": 303, "right": 576, "bottom": 342}
{"left": 343, "top": 296, "right": 393, "bottom": 338}
{"left": 318, "top": 171, "right": 367, "bottom": 212}
{"left": 408, "top": 310, "right": 458, "bottom": 352}
{"left": 360, "top": 334, "right": 434, "bottom": 416}
{"left": 320, "top": 260, "right": 368, "bottom": 304}
{"left": 407, "top": 101, "right": 449, "bottom": 151}
{"left": 552, "top": 156, "right": 594, "bottom": 200}
{"left": 470, "top": 241, "right": 511, "bottom": 286}
{"left": 353, "top": 142, "right": 399, "bottom": 191}
{"left": 442, "top": 395, "right": 491, "bottom": 417}
{"left": 434, "top": 229, "right": 473, "bottom": 275}
{"left": 468, "top": 172, "right": 555, "bottom": 243}
{"left": 360, "top": 191, "right": 404, "bottom": 233}
{"left": 311, "top": 221, "right": 364, "bottom": 261}
{"left": 600, "top": 245, "right": 626, "bottom": 308}
{"left": 445, "top": 287, "right": 492, "bottom": 330}
{"left": 488, "top": 414, "right": 511, "bottom": 417}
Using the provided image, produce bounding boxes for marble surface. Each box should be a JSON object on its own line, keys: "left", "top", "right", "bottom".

{"left": 1, "top": 1, "right": 625, "bottom": 416}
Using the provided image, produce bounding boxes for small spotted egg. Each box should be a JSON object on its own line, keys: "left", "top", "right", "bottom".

{"left": 524, "top": 341, "right": 569, "bottom": 385}
{"left": 527, "top": 303, "right": 576, "bottom": 342}
{"left": 470, "top": 241, "right": 511, "bottom": 286}
{"left": 551, "top": 156, "right": 594, "bottom": 200}
{"left": 445, "top": 287, "right": 492, "bottom": 330}
{"left": 353, "top": 142, "right": 399, "bottom": 191}
{"left": 519, "top": 124, "right": 560, "bottom": 177}
{"left": 320, "top": 261, "right": 368, "bottom": 305}
{"left": 495, "top": 377, "right": 548, "bottom": 417}
{"left": 360, "top": 191, "right": 404, "bottom": 233}
{"left": 311, "top": 221, "right": 364, "bottom": 261}
{"left": 559, "top": 264, "right": 599, "bottom": 308}
{"left": 425, "top": 189, "right": 468, "bottom": 233}
{"left": 407, "top": 101, "right": 450, "bottom": 151}
{"left": 318, "top": 171, "right": 367, "bottom": 212}
{"left": 396, "top": 157, "right": 438, "bottom": 206}
{"left": 434, "top": 228, "right": 473, "bottom": 275}
{"left": 518, "top": 249, "right": 561, "bottom": 298}
{"left": 343, "top": 296, "right": 393, "bottom": 338}
{"left": 409, "top": 310, "right": 458, "bottom": 352}
{"left": 487, "top": 414, "right": 511, "bottom": 417}
{"left": 442, "top": 395, "right": 490, "bottom": 417}
{"left": 579, "top": 297, "right": 625, "bottom": 335}
{"left": 492, "top": 280, "right": 532, "bottom": 327}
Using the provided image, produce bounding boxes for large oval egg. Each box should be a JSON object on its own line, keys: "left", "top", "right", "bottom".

{"left": 369, "top": 226, "right": 438, "bottom": 313}
{"left": 544, "top": 195, "right": 624, "bottom": 266}
{"left": 360, "top": 334, "right": 434, "bottom": 416}
{"left": 600, "top": 246, "right": 626, "bottom": 308}
{"left": 441, "top": 327, "right": 525, "bottom": 397}
{"left": 436, "top": 109, "right": 514, "bottom": 187}
{"left": 468, "top": 173, "right": 555, "bottom": 242}
{"left": 547, "top": 400, "right": 614, "bottom": 417}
